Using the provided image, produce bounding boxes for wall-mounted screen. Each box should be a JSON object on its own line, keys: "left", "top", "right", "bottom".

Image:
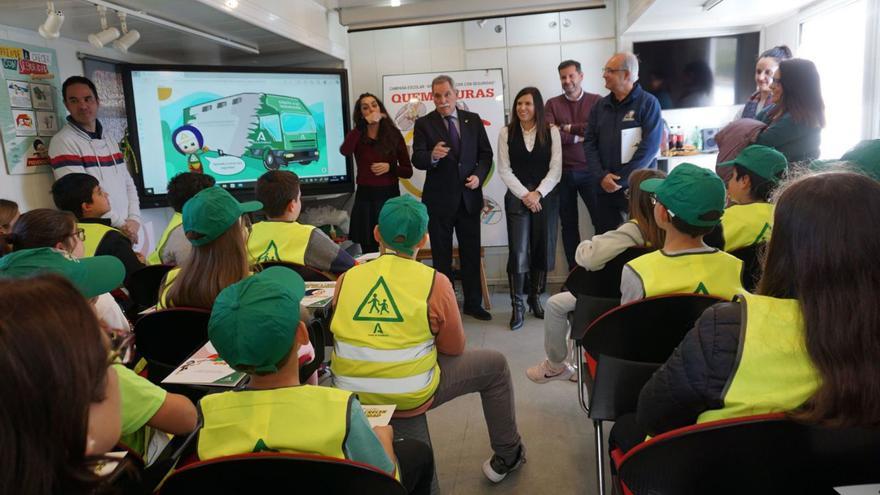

{"left": 123, "top": 65, "right": 353, "bottom": 207}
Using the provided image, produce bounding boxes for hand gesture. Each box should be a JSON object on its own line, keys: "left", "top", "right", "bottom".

{"left": 370, "top": 162, "right": 391, "bottom": 176}
{"left": 522, "top": 191, "right": 542, "bottom": 212}
{"left": 464, "top": 175, "right": 480, "bottom": 190}
{"left": 432, "top": 141, "right": 450, "bottom": 161}
{"left": 601, "top": 173, "right": 622, "bottom": 193}
{"left": 122, "top": 219, "right": 140, "bottom": 244}
{"left": 366, "top": 111, "right": 382, "bottom": 124}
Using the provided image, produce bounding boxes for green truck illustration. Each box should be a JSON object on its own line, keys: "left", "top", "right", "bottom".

{"left": 183, "top": 92, "right": 320, "bottom": 170}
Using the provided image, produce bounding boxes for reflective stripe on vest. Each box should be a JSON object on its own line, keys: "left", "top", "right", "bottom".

{"left": 81, "top": 222, "right": 120, "bottom": 257}
{"left": 627, "top": 250, "right": 743, "bottom": 301}
{"left": 198, "top": 386, "right": 352, "bottom": 461}
{"left": 721, "top": 202, "right": 774, "bottom": 252}
{"left": 156, "top": 268, "right": 180, "bottom": 309}
{"left": 247, "top": 221, "right": 315, "bottom": 265}
{"left": 698, "top": 293, "right": 820, "bottom": 423}
{"left": 147, "top": 212, "right": 182, "bottom": 265}
{"left": 330, "top": 255, "right": 439, "bottom": 411}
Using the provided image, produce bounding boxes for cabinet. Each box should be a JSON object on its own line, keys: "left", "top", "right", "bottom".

{"left": 560, "top": 39, "right": 616, "bottom": 95}
{"left": 464, "top": 17, "right": 506, "bottom": 50}
{"left": 506, "top": 44, "right": 563, "bottom": 106}
{"left": 559, "top": 6, "right": 616, "bottom": 42}
{"left": 505, "top": 12, "right": 561, "bottom": 46}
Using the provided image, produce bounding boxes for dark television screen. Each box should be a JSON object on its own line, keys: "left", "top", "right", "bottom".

{"left": 634, "top": 32, "right": 760, "bottom": 109}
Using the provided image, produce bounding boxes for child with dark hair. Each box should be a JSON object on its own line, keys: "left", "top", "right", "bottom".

{"left": 147, "top": 172, "right": 216, "bottom": 265}
{"left": 620, "top": 163, "right": 744, "bottom": 304}
{"left": 51, "top": 173, "right": 145, "bottom": 280}
{"left": 718, "top": 145, "right": 787, "bottom": 251}
{"left": 248, "top": 170, "right": 355, "bottom": 275}
{"left": 0, "top": 199, "right": 19, "bottom": 255}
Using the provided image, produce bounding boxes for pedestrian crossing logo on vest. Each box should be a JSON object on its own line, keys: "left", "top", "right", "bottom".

{"left": 252, "top": 438, "right": 278, "bottom": 453}
{"left": 256, "top": 240, "right": 281, "bottom": 263}
{"left": 753, "top": 223, "right": 771, "bottom": 245}
{"left": 694, "top": 281, "right": 709, "bottom": 295}
{"left": 353, "top": 276, "right": 403, "bottom": 323}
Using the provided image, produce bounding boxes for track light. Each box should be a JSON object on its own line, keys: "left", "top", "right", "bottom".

{"left": 477, "top": 19, "right": 487, "bottom": 28}
{"left": 112, "top": 12, "right": 140, "bottom": 52}
{"left": 702, "top": 0, "right": 725, "bottom": 11}
{"left": 38, "top": 2, "right": 64, "bottom": 39}
{"left": 88, "top": 6, "right": 120, "bottom": 48}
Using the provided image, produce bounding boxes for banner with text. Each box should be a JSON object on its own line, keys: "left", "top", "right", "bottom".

{"left": 383, "top": 69, "right": 507, "bottom": 247}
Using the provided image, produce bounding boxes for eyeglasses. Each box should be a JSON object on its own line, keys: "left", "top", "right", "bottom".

{"left": 650, "top": 194, "right": 658, "bottom": 206}
{"left": 107, "top": 331, "right": 135, "bottom": 365}
{"left": 71, "top": 228, "right": 86, "bottom": 242}
{"left": 603, "top": 67, "right": 627, "bottom": 74}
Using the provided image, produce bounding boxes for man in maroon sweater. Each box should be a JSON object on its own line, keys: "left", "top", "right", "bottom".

{"left": 544, "top": 60, "right": 602, "bottom": 269}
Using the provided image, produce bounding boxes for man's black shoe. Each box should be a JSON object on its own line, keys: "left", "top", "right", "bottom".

{"left": 463, "top": 305, "right": 492, "bottom": 321}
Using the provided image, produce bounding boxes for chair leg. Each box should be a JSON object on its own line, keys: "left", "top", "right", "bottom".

{"left": 577, "top": 345, "right": 590, "bottom": 415}
{"left": 594, "top": 420, "right": 606, "bottom": 495}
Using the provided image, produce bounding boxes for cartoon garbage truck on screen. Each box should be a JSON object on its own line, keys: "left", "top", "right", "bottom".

{"left": 183, "top": 92, "right": 320, "bottom": 170}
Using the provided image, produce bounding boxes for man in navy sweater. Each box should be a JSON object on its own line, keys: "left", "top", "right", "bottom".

{"left": 584, "top": 52, "right": 662, "bottom": 234}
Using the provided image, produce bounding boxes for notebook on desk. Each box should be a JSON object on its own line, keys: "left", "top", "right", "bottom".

{"left": 162, "top": 342, "right": 246, "bottom": 387}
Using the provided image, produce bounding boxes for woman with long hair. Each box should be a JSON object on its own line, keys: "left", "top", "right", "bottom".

{"left": 160, "top": 186, "right": 260, "bottom": 309}
{"left": 0, "top": 274, "right": 120, "bottom": 495}
{"left": 738, "top": 45, "right": 792, "bottom": 119}
{"left": 755, "top": 58, "right": 826, "bottom": 163}
{"left": 498, "top": 87, "right": 562, "bottom": 330}
{"left": 526, "top": 169, "right": 665, "bottom": 383}
{"left": 4, "top": 208, "right": 82, "bottom": 257}
{"left": 614, "top": 170, "right": 880, "bottom": 451}
{"left": 340, "top": 93, "right": 414, "bottom": 253}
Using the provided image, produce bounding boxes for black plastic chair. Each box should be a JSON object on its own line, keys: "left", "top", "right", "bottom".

{"left": 128, "top": 264, "right": 174, "bottom": 309}
{"left": 616, "top": 413, "right": 880, "bottom": 495}
{"left": 572, "top": 293, "right": 725, "bottom": 495}
{"left": 256, "top": 261, "right": 334, "bottom": 282}
{"left": 730, "top": 243, "right": 764, "bottom": 292}
{"left": 110, "top": 420, "right": 202, "bottom": 495}
{"left": 563, "top": 247, "right": 651, "bottom": 298}
{"left": 159, "top": 452, "right": 407, "bottom": 494}
{"left": 133, "top": 308, "right": 211, "bottom": 385}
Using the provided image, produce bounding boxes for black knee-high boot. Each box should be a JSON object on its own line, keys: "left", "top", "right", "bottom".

{"left": 527, "top": 270, "right": 545, "bottom": 319}
{"left": 509, "top": 272, "right": 526, "bottom": 330}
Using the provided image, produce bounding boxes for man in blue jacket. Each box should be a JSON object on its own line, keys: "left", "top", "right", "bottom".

{"left": 584, "top": 52, "right": 662, "bottom": 234}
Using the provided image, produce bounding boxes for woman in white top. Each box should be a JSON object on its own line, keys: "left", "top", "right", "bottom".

{"left": 498, "top": 87, "right": 562, "bottom": 330}
{"left": 526, "top": 168, "right": 666, "bottom": 383}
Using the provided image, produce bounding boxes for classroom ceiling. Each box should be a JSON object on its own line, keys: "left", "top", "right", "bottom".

{"left": 0, "top": 0, "right": 340, "bottom": 66}
{"left": 625, "top": 0, "right": 817, "bottom": 33}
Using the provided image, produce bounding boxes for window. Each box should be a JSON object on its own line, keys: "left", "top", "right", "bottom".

{"left": 259, "top": 115, "right": 282, "bottom": 142}
{"left": 281, "top": 113, "right": 316, "bottom": 133}
{"left": 799, "top": 0, "right": 867, "bottom": 158}
{"left": 232, "top": 97, "right": 242, "bottom": 105}
{"left": 202, "top": 104, "right": 212, "bottom": 112}
{"left": 217, "top": 101, "right": 227, "bottom": 109}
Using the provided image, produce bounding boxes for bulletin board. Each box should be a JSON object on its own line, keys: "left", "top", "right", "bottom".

{"left": 0, "top": 39, "right": 64, "bottom": 175}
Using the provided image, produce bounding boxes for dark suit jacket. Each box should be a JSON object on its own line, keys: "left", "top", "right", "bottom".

{"left": 411, "top": 109, "right": 493, "bottom": 215}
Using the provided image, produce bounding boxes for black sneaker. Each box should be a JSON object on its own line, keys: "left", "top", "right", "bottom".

{"left": 482, "top": 444, "right": 526, "bottom": 483}
{"left": 463, "top": 305, "right": 492, "bottom": 321}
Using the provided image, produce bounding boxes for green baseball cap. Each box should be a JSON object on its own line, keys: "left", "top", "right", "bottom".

{"left": 208, "top": 267, "right": 306, "bottom": 374}
{"left": 0, "top": 247, "right": 124, "bottom": 298}
{"left": 718, "top": 145, "right": 787, "bottom": 183}
{"left": 378, "top": 195, "right": 429, "bottom": 255}
{"left": 182, "top": 186, "right": 262, "bottom": 246}
{"left": 841, "top": 139, "right": 880, "bottom": 181}
{"left": 640, "top": 163, "right": 726, "bottom": 227}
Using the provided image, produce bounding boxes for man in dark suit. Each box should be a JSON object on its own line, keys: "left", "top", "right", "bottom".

{"left": 412, "top": 75, "right": 493, "bottom": 320}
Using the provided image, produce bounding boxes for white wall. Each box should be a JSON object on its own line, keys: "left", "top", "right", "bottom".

{"left": 348, "top": 7, "right": 618, "bottom": 285}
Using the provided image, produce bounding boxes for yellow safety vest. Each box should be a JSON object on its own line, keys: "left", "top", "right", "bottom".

{"left": 247, "top": 221, "right": 315, "bottom": 266}
{"left": 156, "top": 268, "right": 180, "bottom": 309}
{"left": 698, "top": 293, "right": 820, "bottom": 423}
{"left": 147, "top": 212, "right": 182, "bottom": 265}
{"left": 198, "top": 386, "right": 352, "bottom": 460}
{"left": 81, "top": 222, "right": 121, "bottom": 257}
{"left": 331, "top": 255, "right": 440, "bottom": 411}
{"left": 721, "top": 202, "right": 774, "bottom": 252}
{"left": 627, "top": 249, "right": 744, "bottom": 301}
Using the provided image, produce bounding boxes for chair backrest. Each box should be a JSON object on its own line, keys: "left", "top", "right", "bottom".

{"left": 256, "top": 261, "right": 334, "bottom": 282}
{"left": 617, "top": 414, "right": 880, "bottom": 494}
{"left": 128, "top": 264, "right": 174, "bottom": 308}
{"left": 589, "top": 356, "right": 662, "bottom": 421}
{"left": 730, "top": 243, "right": 764, "bottom": 292}
{"left": 563, "top": 247, "right": 652, "bottom": 298}
{"left": 583, "top": 293, "right": 724, "bottom": 365}
{"left": 133, "top": 308, "right": 210, "bottom": 383}
{"left": 300, "top": 317, "right": 325, "bottom": 383}
{"left": 160, "top": 452, "right": 407, "bottom": 495}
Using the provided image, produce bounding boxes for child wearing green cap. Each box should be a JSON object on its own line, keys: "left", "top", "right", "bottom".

{"left": 199, "top": 267, "right": 434, "bottom": 494}
{"left": 248, "top": 170, "right": 356, "bottom": 275}
{"left": 620, "top": 163, "right": 744, "bottom": 304}
{"left": 718, "top": 145, "right": 787, "bottom": 252}
{"left": 147, "top": 172, "right": 216, "bottom": 266}
{"left": 330, "top": 195, "right": 525, "bottom": 483}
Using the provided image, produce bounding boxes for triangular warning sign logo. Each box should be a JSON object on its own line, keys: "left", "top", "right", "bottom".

{"left": 252, "top": 438, "right": 278, "bottom": 453}
{"left": 694, "top": 282, "right": 709, "bottom": 295}
{"left": 256, "top": 240, "right": 280, "bottom": 262}
{"left": 752, "top": 223, "right": 771, "bottom": 245}
{"left": 353, "top": 276, "right": 403, "bottom": 322}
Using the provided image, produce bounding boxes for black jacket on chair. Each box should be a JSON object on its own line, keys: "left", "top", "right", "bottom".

{"left": 411, "top": 109, "right": 493, "bottom": 215}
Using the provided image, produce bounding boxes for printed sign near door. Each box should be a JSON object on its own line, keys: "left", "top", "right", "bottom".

{"left": 383, "top": 69, "right": 507, "bottom": 247}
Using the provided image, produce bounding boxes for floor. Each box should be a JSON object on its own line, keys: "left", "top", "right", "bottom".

{"left": 425, "top": 288, "right": 611, "bottom": 495}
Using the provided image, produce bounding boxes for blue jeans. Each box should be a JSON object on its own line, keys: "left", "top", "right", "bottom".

{"left": 558, "top": 169, "right": 599, "bottom": 269}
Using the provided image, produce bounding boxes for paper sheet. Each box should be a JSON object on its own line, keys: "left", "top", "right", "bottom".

{"left": 361, "top": 404, "right": 396, "bottom": 427}
{"left": 303, "top": 281, "right": 336, "bottom": 308}
{"left": 621, "top": 127, "right": 642, "bottom": 164}
{"left": 161, "top": 342, "right": 246, "bottom": 387}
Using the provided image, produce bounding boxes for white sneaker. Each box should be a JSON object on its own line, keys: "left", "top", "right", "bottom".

{"left": 526, "top": 360, "right": 575, "bottom": 384}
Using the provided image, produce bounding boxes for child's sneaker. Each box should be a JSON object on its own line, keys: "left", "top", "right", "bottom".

{"left": 526, "top": 360, "right": 575, "bottom": 383}
{"left": 569, "top": 363, "right": 580, "bottom": 382}
{"left": 482, "top": 444, "right": 526, "bottom": 483}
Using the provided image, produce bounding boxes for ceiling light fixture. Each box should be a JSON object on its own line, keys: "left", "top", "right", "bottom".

{"left": 38, "top": 1, "right": 64, "bottom": 39}
{"left": 113, "top": 12, "right": 140, "bottom": 53}
{"left": 225, "top": 0, "right": 239, "bottom": 8}
{"left": 391, "top": 0, "right": 401, "bottom": 6}
{"left": 88, "top": 5, "right": 120, "bottom": 48}
{"left": 477, "top": 19, "right": 487, "bottom": 28}
{"left": 82, "top": 0, "right": 260, "bottom": 55}
{"left": 702, "top": 0, "right": 725, "bottom": 11}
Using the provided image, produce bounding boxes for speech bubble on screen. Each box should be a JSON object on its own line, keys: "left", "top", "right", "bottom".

{"left": 206, "top": 156, "right": 245, "bottom": 175}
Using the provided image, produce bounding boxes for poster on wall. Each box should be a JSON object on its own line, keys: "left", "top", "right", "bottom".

{"left": 0, "top": 40, "right": 64, "bottom": 174}
{"left": 383, "top": 69, "right": 507, "bottom": 247}
{"left": 82, "top": 56, "right": 128, "bottom": 146}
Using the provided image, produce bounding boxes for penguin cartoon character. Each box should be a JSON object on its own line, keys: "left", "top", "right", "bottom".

{"left": 172, "top": 124, "right": 208, "bottom": 173}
